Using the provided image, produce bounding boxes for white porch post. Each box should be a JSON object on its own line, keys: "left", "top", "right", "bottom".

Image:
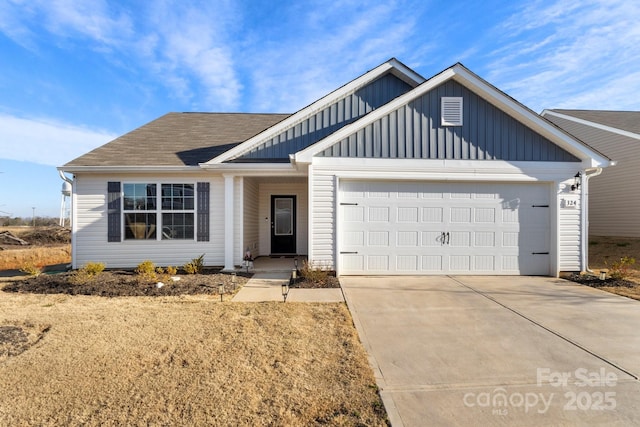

{"left": 223, "top": 174, "right": 235, "bottom": 271}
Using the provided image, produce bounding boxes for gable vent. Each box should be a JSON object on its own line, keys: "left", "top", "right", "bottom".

{"left": 441, "top": 97, "right": 463, "bottom": 126}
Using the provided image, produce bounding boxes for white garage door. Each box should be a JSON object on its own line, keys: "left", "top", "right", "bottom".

{"left": 339, "top": 181, "right": 550, "bottom": 275}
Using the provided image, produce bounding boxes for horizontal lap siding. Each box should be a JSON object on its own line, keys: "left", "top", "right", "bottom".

{"left": 545, "top": 115, "right": 640, "bottom": 237}
{"left": 310, "top": 170, "right": 336, "bottom": 268}
{"left": 73, "top": 174, "right": 224, "bottom": 269}
{"left": 559, "top": 178, "right": 582, "bottom": 271}
{"left": 243, "top": 178, "right": 260, "bottom": 257}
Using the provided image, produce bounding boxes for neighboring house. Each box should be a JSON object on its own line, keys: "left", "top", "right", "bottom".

{"left": 59, "top": 59, "right": 612, "bottom": 276}
{"left": 542, "top": 110, "right": 638, "bottom": 237}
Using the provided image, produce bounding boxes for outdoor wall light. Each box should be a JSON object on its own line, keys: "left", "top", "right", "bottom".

{"left": 571, "top": 172, "right": 582, "bottom": 191}
{"left": 218, "top": 283, "right": 224, "bottom": 302}
{"left": 281, "top": 282, "right": 289, "bottom": 302}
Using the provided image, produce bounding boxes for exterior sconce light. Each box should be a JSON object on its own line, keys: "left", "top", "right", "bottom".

{"left": 571, "top": 172, "right": 581, "bottom": 191}
{"left": 218, "top": 283, "right": 224, "bottom": 302}
{"left": 281, "top": 282, "right": 289, "bottom": 302}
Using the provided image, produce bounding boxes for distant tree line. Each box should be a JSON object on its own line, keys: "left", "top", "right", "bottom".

{"left": 0, "top": 216, "right": 60, "bottom": 227}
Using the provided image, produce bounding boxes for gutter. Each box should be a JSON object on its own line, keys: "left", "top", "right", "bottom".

{"left": 582, "top": 167, "right": 605, "bottom": 274}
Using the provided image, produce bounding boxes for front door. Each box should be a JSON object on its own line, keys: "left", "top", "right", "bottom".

{"left": 271, "top": 195, "right": 296, "bottom": 254}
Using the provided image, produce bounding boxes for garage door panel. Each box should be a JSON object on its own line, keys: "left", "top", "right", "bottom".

{"left": 340, "top": 181, "right": 550, "bottom": 275}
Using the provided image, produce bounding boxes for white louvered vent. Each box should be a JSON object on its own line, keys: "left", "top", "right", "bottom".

{"left": 441, "top": 97, "right": 463, "bottom": 126}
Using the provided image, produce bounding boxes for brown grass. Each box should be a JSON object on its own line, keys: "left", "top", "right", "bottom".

{"left": 588, "top": 235, "right": 640, "bottom": 300}
{"left": 0, "top": 292, "right": 386, "bottom": 426}
{"left": 0, "top": 245, "right": 71, "bottom": 271}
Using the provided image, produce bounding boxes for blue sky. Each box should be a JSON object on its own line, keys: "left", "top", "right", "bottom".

{"left": 1, "top": 0, "right": 639, "bottom": 218}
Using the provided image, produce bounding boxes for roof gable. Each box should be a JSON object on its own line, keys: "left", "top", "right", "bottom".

{"left": 317, "top": 79, "right": 579, "bottom": 162}
{"left": 295, "top": 63, "right": 611, "bottom": 167}
{"left": 204, "top": 58, "right": 425, "bottom": 164}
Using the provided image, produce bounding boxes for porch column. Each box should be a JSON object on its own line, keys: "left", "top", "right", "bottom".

{"left": 223, "top": 174, "right": 235, "bottom": 271}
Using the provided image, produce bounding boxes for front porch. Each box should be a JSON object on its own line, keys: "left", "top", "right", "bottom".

{"left": 225, "top": 176, "right": 309, "bottom": 271}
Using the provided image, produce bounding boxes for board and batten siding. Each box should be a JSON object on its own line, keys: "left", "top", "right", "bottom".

{"left": 309, "top": 169, "right": 336, "bottom": 268}
{"left": 236, "top": 73, "right": 413, "bottom": 161}
{"left": 72, "top": 174, "right": 224, "bottom": 269}
{"left": 544, "top": 114, "right": 640, "bottom": 237}
{"left": 257, "top": 181, "right": 308, "bottom": 256}
{"left": 318, "top": 80, "right": 580, "bottom": 162}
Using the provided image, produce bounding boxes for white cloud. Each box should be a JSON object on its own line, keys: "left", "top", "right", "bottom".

{"left": 0, "top": 1, "right": 243, "bottom": 111}
{"left": 484, "top": 0, "right": 640, "bottom": 111}
{"left": 243, "top": 1, "right": 425, "bottom": 113}
{"left": 0, "top": 114, "right": 116, "bottom": 166}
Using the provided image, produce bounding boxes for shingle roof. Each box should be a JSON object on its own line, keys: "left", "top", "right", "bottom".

{"left": 64, "top": 112, "right": 290, "bottom": 167}
{"left": 550, "top": 109, "right": 640, "bottom": 135}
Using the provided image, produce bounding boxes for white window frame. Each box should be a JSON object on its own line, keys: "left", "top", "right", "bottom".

{"left": 121, "top": 181, "right": 197, "bottom": 241}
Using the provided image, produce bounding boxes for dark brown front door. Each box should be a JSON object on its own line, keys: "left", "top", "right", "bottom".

{"left": 271, "top": 195, "right": 296, "bottom": 254}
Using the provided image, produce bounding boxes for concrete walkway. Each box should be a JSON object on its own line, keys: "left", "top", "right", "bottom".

{"left": 341, "top": 276, "right": 640, "bottom": 426}
{"left": 232, "top": 271, "right": 344, "bottom": 302}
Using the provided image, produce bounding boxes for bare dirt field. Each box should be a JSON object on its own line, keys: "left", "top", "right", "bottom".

{"left": 0, "top": 292, "right": 387, "bottom": 426}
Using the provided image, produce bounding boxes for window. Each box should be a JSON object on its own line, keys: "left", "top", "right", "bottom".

{"left": 441, "top": 97, "right": 463, "bottom": 126}
{"left": 123, "top": 184, "right": 157, "bottom": 240}
{"left": 122, "top": 183, "right": 194, "bottom": 240}
{"left": 161, "top": 184, "right": 194, "bottom": 240}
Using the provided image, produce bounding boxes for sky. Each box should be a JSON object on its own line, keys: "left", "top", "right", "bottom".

{"left": 1, "top": 0, "right": 640, "bottom": 218}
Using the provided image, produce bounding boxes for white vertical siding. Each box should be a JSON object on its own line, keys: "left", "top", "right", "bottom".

{"left": 73, "top": 173, "right": 224, "bottom": 269}
{"left": 309, "top": 168, "right": 336, "bottom": 268}
{"left": 243, "top": 178, "right": 260, "bottom": 257}
{"left": 258, "top": 181, "right": 308, "bottom": 255}
{"left": 558, "top": 178, "right": 582, "bottom": 271}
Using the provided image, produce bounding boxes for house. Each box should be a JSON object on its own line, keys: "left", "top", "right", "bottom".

{"left": 59, "top": 59, "right": 613, "bottom": 276}
{"left": 542, "top": 109, "right": 638, "bottom": 237}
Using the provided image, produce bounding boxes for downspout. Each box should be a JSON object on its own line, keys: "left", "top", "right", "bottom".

{"left": 59, "top": 170, "right": 75, "bottom": 268}
{"left": 582, "top": 167, "right": 603, "bottom": 273}
{"left": 59, "top": 169, "right": 73, "bottom": 184}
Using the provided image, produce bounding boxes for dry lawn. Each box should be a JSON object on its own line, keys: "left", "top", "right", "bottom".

{"left": 0, "top": 226, "right": 71, "bottom": 271}
{"left": 588, "top": 235, "right": 640, "bottom": 300}
{"left": 0, "top": 292, "right": 386, "bottom": 426}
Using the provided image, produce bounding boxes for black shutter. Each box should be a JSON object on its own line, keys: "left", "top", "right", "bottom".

{"left": 107, "top": 181, "right": 121, "bottom": 242}
{"left": 197, "top": 182, "right": 210, "bottom": 242}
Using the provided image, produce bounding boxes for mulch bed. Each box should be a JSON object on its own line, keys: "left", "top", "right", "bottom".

{"left": 2, "top": 269, "right": 251, "bottom": 297}
{"left": 290, "top": 272, "right": 341, "bottom": 289}
{"left": 564, "top": 273, "right": 637, "bottom": 289}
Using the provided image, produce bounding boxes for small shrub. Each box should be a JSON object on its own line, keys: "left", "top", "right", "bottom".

{"left": 70, "top": 261, "right": 106, "bottom": 284}
{"left": 607, "top": 256, "right": 636, "bottom": 280}
{"left": 82, "top": 262, "right": 105, "bottom": 277}
{"left": 165, "top": 265, "right": 177, "bottom": 276}
{"left": 183, "top": 254, "right": 204, "bottom": 274}
{"left": 135, "top": 260, "right": 157, "bottom": 282}
{"left": 300, "top": 260, "right": 330, "bottom": 284}
{"left": 19, "top": 261, "right": 41, "bottom": 276}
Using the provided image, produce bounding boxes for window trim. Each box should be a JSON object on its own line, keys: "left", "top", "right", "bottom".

{"left": 120, "top": 181, "right": 197, "bottom": 241}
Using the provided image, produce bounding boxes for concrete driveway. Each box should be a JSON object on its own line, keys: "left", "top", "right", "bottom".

{"left": 341, "top": 276, "right": 640, "bottom": 426}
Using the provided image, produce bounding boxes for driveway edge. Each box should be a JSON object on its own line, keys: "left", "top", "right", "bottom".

{"left": 340, "top": 280, "right": 404, "bottom": 427}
